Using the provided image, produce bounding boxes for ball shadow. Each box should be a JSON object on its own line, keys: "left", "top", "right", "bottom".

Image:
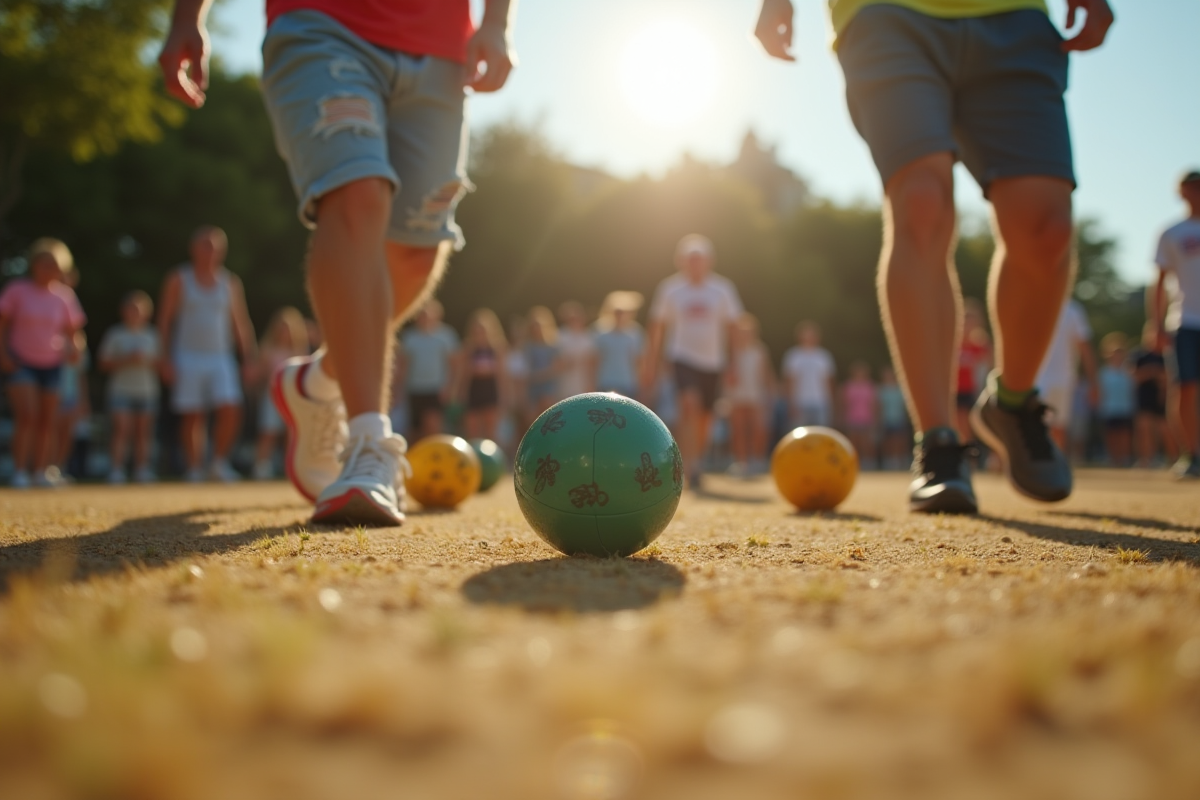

{"left": 461, "top": 557, "right": 686, "bottom": 613}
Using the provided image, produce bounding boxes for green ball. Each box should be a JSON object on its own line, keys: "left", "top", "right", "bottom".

{"left": 514, "top": 393, "right": 682, "bottom": 557}
{"left": 470, "top": 438, "right": 507, "bottom": 492}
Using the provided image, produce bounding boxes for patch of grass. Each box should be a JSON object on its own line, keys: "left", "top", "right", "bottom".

{"left": 747, "top": 535, "right": 770, "bottom": 548}
{"left": 1115, "top": 546, "right": 1149, "bottom": 564}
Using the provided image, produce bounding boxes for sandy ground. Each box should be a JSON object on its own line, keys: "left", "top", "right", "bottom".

{"left": 1, "top": 470, "right": 1198, "bottom": 800}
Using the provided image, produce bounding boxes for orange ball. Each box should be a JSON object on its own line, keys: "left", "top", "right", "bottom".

{"left": 771, "top": 426, "right": 858, "bottom": 510}
{"left": 407, "top": 435, "right": 481, "bottom": 509}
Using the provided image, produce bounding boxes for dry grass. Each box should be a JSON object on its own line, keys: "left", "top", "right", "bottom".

{"left": 1, "top": 470, "right": 1199, "bottom": 800}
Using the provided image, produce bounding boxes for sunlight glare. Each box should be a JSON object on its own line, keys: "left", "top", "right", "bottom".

{"left": 619, "top": 20, "right": 719, "bottom": 128}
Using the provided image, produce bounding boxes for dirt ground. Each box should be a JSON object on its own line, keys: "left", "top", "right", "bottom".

{"left": 1, "top": 470, "right": 1198, "bottom": 800}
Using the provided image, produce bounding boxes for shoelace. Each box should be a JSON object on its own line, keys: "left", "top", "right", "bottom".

{"left": 1014, "top": 400, "right": 1055, "bottom": 461}
{"left": 912, "top": 442, "right": 977, "bottom": 482}
{"left": 340, "top": 435, "right": 411, "bottom": 488}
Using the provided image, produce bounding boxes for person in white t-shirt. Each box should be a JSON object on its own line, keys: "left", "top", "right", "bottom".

{"left": 782, "top": 320, "right": 836, "bottom": 427}
{"left": 1151, "top": 169, "right": 1200, "bottom": 478}
{"left": 643, "top": 234, "right": 744, "bottom": 488}
{"left": 555, "top": 301, "right": 596, "bottom": 399}
{"left": 1036, "top": 298, "right": 1098, "bottom": 454}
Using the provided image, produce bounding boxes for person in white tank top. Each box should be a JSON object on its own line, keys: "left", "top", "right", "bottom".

{"left": 726, "top": 314, "right": 775, "bottom": 476}
{"left": 157, "top": 226, "right": 257, "bottom": 482}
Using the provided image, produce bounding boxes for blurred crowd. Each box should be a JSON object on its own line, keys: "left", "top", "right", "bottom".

{"left": 0, "top": 226, "right": 1190, "bottom": 488}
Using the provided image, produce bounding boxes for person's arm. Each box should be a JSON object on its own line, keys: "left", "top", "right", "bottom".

{"left": 754, "top": 0, "right": 797, "bottom": 62}
{"left": 464, "top": 0, "right": 518, "bottom": 93}
{"left": 228, "top": 275, "right": 258, "bottom": 381}
{"left": 1060, "top": 0, "right": 1115, "bottom": 53}
{"left": 1151, "top": 270, "right": 1170, "bottom": 350}
{"left": 642, "top": 320, "right": 664, "bottom": 393}
{"left": 1079, "top": 339, "right": 1100, "bottom": 408}
{"left": 159, "top": 0, "right": 215, "bottom": 108}
{"left": 157, "top": 271, "right": 181, "bottom": 384}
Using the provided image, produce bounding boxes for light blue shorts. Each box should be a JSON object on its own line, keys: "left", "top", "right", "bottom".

{"left": 261, "top": 10, "right": 471, "bottom": 248}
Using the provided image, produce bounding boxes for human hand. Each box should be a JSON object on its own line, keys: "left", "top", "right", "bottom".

{"left": 1061, "top": 0, "right": 1114, "bottom": 53}
{"left": 464, "top": 21, "right": 515, "bottom": 93}
{"left": 754, "top": 0, "right": 797, "bottom": 62}
{"left": 159, "top": 359, "right": 175, "bottom": 385}
{"left": 158, "top": 14, "right": 211, "bottom": 107}
{"left": 1154, "top": 327, "right": 1169, "bottom": 353}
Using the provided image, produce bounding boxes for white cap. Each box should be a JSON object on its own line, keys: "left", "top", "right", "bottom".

{"left": 675, "top": 234, "right": 714, "bottom": 262}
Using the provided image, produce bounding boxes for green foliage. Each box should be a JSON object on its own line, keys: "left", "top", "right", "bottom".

{"left": 8, "top": 72, "right": 306, "bottom": 341}
{"left": 6, "top": 108, "right": 1138, "bottom": 370}
{"left": 0, "top": 0, "right": 181, "bottom": 161}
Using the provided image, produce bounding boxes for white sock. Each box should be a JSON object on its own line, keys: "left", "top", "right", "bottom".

{"left": 348, "top": 412, "right": 392, "bottom": 442}
{"left": 303, "top": 355, "right": 341, "bottom": 403}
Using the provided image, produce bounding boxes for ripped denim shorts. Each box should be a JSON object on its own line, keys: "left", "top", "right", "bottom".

{"left": 262, "top": 10, "right": 471, "bottom": 249}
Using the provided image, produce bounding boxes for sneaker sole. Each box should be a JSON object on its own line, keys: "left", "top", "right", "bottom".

{"left": 313, "top": 487, "right": 405, "bottom": 527}
{"left": 909, "top": 485, "right": 978, "bottom": 515}
{"left": 271, "top": 360, "right": 317, "bottom": 504}
{"left": 969, "top": 404, "right": 1070, "bottom": 503}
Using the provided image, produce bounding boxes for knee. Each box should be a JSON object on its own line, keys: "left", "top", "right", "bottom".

{"left": 887, "top": 171, "right": 954, "bottom": 253}
{"left": 1010, "top": 207, "right": 1074, "bottom": 273}
{"left": 317, "top": 178, "right": 392, "bottom": 234}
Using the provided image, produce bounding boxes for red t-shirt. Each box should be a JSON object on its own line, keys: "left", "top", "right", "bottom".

{"left": 957, "top": 338, "right": 990, "bottom": 394}
{"left": 266, "top": 1, "right": 474, "bottom": 64}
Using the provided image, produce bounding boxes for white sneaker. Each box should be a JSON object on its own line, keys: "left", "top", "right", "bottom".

{"left": 34, "top": 466, "right": 67, "bottom": 488}
{"left": 107, "top": 467, "right": 128, "bottom": 485}
{"left": 312, "top": 434, "right": 408, "bottom": 527}
{"left": 10, "top": 470, "right": 30, "bottom": 489}
{"left": 208, "top": 459, "right": 241, "bottom": 483}
{"left": 272, "top": 356, "right": 347, "bottom": 503}
{"left": 133, "top": 466, "right": 156, "bottom": 484}
{"left": 252, "top": 460, "right": 274, "bottom": 480}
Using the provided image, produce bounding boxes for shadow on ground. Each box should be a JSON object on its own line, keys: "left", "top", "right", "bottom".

{"left": 462, "top": 558, "right": 686, "bottom": 613}
{"left": 1043, "top": 510, "right": 1200, "bottom": 536}
{"left": 0, "top": 508, "right": 301, "bottom": 592}
{"left": 790, "top": 509, "right": 884, "bottom": 523}
{"left": 981, "top": 514, "right": 1200, "bottom": 564}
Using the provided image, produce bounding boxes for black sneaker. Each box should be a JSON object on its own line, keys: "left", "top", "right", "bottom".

{"left": 970, "top": 379, "right": 1071, "bottom": 502}
{"left": 908, "top": 427, "right": 978, "bottom": 514}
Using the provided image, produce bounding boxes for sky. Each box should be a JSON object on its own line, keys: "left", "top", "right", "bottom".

{"left": 208, "top": 0, "right": 1199, "bottom": 286}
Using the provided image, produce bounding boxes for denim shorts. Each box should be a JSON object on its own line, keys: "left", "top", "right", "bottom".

{"left": 109, "top": 394, "right": 157, "bottom": 415}
{"left": 837, "top": 6, "right": 1074, "bottom": 190}
{"left": 261, "top": 10, "right": 471, "bottom": 248}
{"left": 6, "top": 358, "right": 62, "bottom": 391}
{"left": 1174, "top": 327, "right": 1200, "bottom": 384}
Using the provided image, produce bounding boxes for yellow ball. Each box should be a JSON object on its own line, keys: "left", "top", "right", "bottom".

{"left": 771, "top": 426, "right": 859, "bottom": 511}
{"left": 407, "top": 435, "right": 482, "bottom": 509}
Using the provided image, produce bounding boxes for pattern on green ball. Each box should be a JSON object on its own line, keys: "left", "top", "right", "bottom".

{"left": 514, "top": 393, "right": 681, "bottom": 557}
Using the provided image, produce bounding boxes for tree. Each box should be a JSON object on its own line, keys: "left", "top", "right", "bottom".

{"left": 0, "top": 0, "right": 181, "bottom": 232}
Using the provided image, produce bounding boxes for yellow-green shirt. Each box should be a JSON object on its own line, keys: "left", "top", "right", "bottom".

{"left": 831, "top": 0, "right": 1048, "bottom": 44}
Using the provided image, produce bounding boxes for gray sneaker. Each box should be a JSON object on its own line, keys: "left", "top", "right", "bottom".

{"left": 908, "top": 427, "right": 978, "bottom": 514}
{"left": 1172, "top": 456, "right": 1200, "bottom": 480}
{"left": 970, "top": 381, "right": 1071, "bottom": 502}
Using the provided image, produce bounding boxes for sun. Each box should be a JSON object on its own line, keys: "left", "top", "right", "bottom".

{"left": 618, "top": 20, "right": 719, "bottom": 128}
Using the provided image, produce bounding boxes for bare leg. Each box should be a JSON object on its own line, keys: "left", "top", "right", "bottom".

{"left": 751, "top": 405, "right": 767, "bottom": 463}
{"left": 212, "top": 403, "right": 241, "bottom": 461}
{"left": 32, "top": 390, "right": 61, "bottom": 474}
{"left": 879, "top": 153, "right": 959, "bottom": 434}
{"left": 1178, "top": 383, "right": 1199, "bottom": 456}
{"left": 180, "top": 412, "right": 204, "bottom": 471}
{"left": 730, "top": 405, "right": 750, "bottom": 464}
{"left": 133, "top": 413, "right": 154, "bottom": 472}
{"left": 54, "top": 406, "right": 77, "bottom": 469}
{"left": 987, "top": 178, "right": 1075, "bottom": 392}
{"left": 6, "top": 383, "right": 36, "bottom": 473}
{"left": 110, "top": 411, "right": 133, "bottom": 471}
{"left": 310, "top": 180, "right": 452, "bottom": 411}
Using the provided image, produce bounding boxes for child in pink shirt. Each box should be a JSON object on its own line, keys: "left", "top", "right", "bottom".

{"left": 0, "top": 238, "right": 87, "bottom": 488}
{"left": 840, "top": 360, "right": 878, "bottom": 470}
